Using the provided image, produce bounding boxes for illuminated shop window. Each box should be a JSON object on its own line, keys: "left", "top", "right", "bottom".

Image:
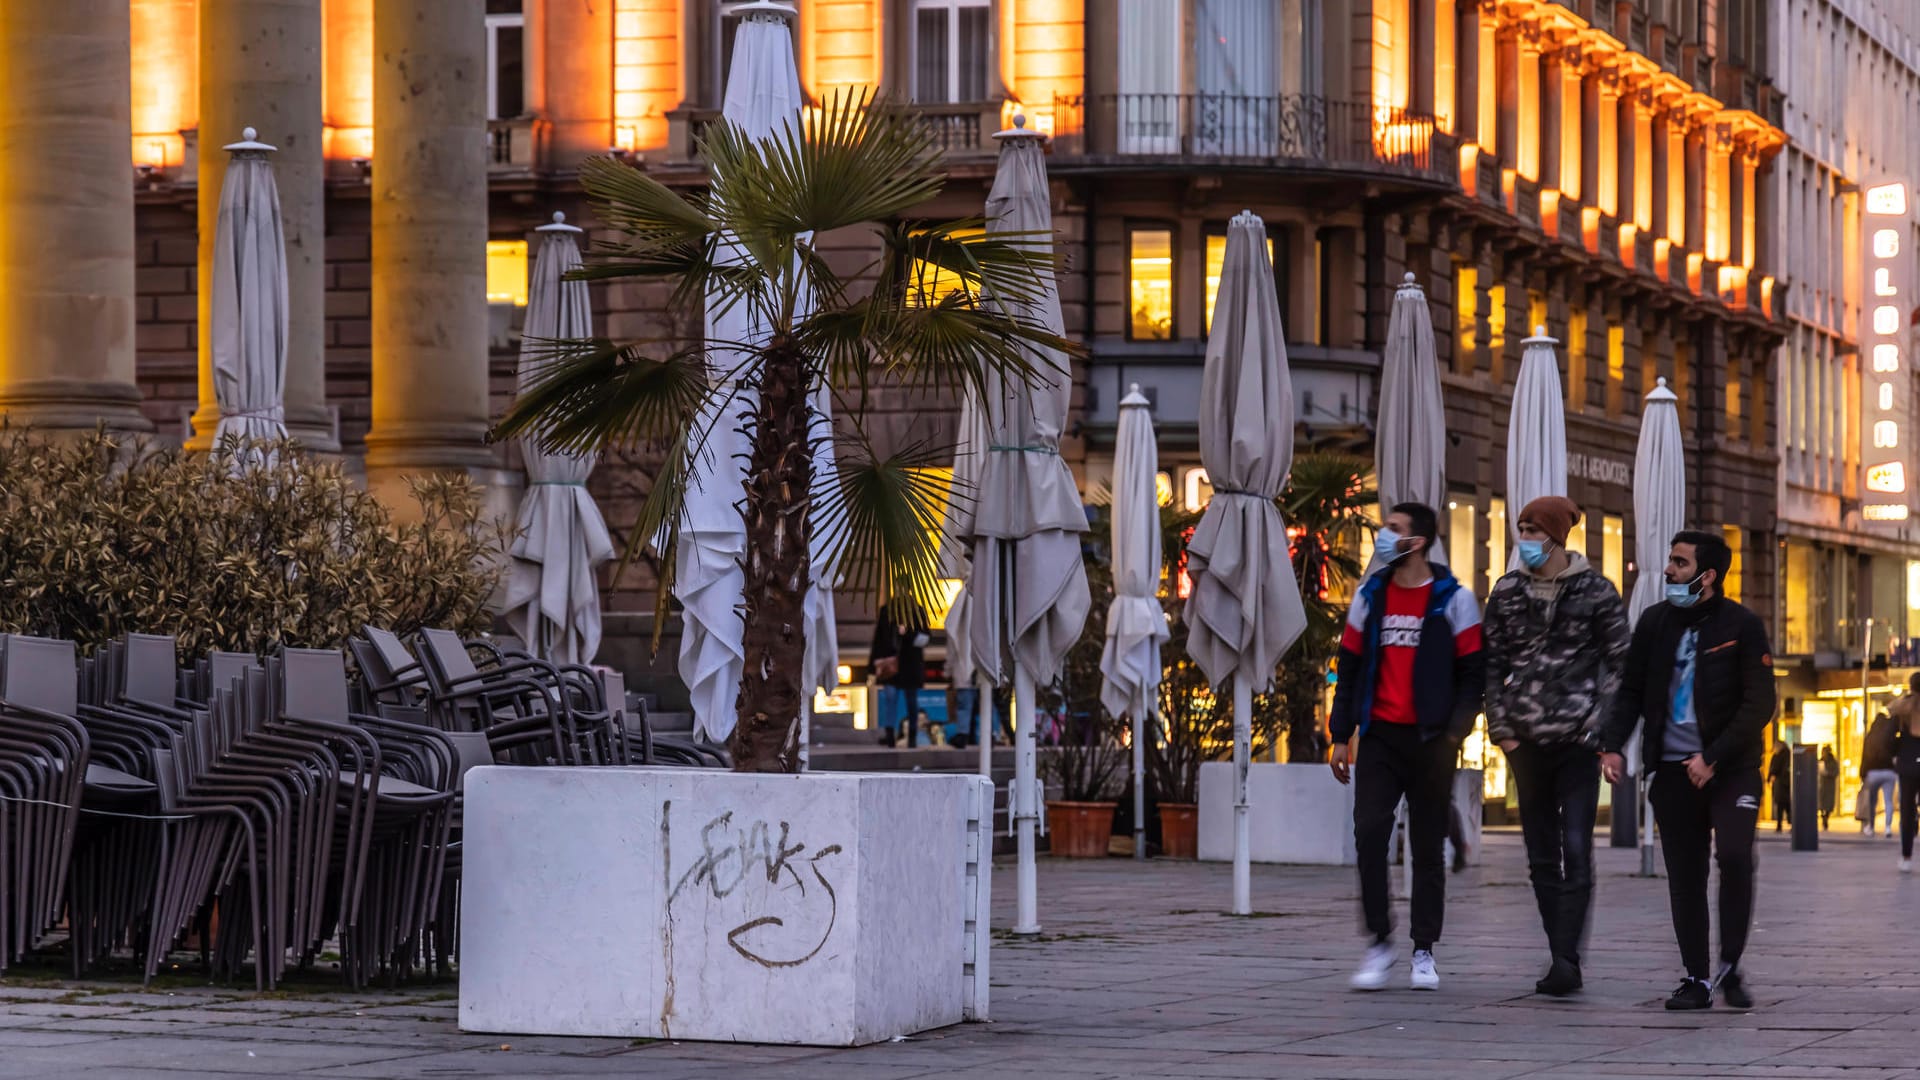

{"left": 1603, "top": 515, "right": 1625, "bottom": 594}
{"left": 1204, "top": 231, "right": 1278, "bottom": 332}
{"left": 486, "top": 240, "right": 529, "bottom": 307}
{"left": 1129, "top": 228, "right": 1175, "bottom": 340}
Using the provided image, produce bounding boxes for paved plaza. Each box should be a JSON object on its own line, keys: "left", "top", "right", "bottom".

{"left": 0, "top": 830, "right": 1914, "bottom": 1079}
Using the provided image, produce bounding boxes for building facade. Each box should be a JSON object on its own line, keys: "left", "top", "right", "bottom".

{"left": 17, "top": 1, "right": 1786, "bottom": 713}
{"left": 1770, "top": 0, "right": 1920, "bottom": 785}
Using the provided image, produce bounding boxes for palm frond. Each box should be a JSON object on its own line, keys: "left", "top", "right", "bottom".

{"left": 491, "top": 339, "right": 711, "bottom": 455}
{"left": 812, "top": 441, "right": 955, "bottom": 620}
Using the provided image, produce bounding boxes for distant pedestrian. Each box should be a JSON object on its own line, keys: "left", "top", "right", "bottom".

{"left": 1818, "top": 747, "right": 1839, "bottom": 830}
{"left": 1483, "top": 496, "right": 1629, "bottom": 997}
{"left": 1767, "top": 742, "right": 1792, "bottom": 833}
{"left": 1329, "top": 502, "right": 1485, "bottom": 993}
{"left": 1894, "top": 680, "right": 1920, "bottom": 872}
{"left": 1601, "top": 529, "right": 1773, "bottom": 1012}
{"left": 1862, "top": 710, "right": 1899, "bottom": 837}
{"left": 869, "top": 604, "right": 928, "bottom": 748}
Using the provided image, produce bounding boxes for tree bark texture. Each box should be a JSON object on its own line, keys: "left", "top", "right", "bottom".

{"left": 729, "top": 344, "right": 813, "bottom": 772}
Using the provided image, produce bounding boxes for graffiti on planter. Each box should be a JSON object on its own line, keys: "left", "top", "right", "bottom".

{"left": 660, "top": 799, "right": 845, "bottom": 969}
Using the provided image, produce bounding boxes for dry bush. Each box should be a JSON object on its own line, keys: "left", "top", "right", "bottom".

{"left": 0, "top": 430, "right": 507, "bottom": 657}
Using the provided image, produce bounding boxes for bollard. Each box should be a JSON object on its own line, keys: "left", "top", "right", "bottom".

{"left": 1790, "top": 744, "right": 1820, "bottom": 851}
{"left": 1609, "top": 777, "right": 1639, "bottom": 847}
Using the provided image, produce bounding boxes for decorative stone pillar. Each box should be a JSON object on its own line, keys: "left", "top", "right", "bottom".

{"left": 365, "top": 0, "right": 499, "bottom": 505}
{"left": 195, "top": 0, "right": 337, "bottom": 452}
{"left": 0, "top": 2, "right": 153, "bottom": 432}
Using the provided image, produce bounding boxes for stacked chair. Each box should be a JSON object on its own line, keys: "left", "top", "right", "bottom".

{"left": 0, "top": 625, "right": 725, "bottom": 990}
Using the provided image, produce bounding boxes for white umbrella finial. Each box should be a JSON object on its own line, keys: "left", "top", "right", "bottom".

{"left": 224, "top": 126, "right": 276, "bottom": 154}
{"left": 1647, "top": 376, "right": 1678, "bottom": 403}
{"left": 1120, "top": 383, "right": 1149, "bottom": 408}
{"left": 994, "top": 111, "right": 1046, "bottom": 140}
{"left": 1396, "top": 271, "right": 1424, "bottom": 296}
{"left": 537, "top": 210, "right": 583, "bottom": 234}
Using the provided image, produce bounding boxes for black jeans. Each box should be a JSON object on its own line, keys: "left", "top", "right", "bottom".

{"left": 1649, "top": 763, "right": 1761, "bottom": 981}
{"left": 1899, "top": 769, "right": 1920, "bottom": 859}
{"left": 1506, "top": 741, "right": 1601, "bottom": 965}
{"left": 1354, "top": 723, "right": 1458, "bottom": 950}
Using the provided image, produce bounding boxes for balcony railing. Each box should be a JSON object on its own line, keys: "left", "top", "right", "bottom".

{"left": 488, "top": 118, "right": 535, "bottom": 174}
{"left": 1049, "top": 94, "right": 1453, "bottom": 184}
{"left": 676, "top": 101, "right": 997, "bottom": 163}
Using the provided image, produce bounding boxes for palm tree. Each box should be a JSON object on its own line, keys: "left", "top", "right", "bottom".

{"left": 1277, "top": 452, "right": 1376, "bottom": 762}
{"left": 494, "top": 91, "right": 1078, "bottom": 773}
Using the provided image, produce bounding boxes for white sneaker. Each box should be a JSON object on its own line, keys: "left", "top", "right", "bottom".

{"left": 1410, "top": 949, "right": 1440, "bottom": 991}
{"left": 1350, "top": 943, "right": 1394, "bottom": 991}
{"left": 1900, "top": 858, "right": 1912, "bottom": 873}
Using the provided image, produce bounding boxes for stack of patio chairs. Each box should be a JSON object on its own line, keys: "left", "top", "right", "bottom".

{"left": 0, "top": 636, "right": 93, "bottom": 975}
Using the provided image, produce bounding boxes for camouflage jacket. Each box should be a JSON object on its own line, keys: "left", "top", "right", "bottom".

{"left": 1483, "top": 555, "right": 1631, "bottom": 746}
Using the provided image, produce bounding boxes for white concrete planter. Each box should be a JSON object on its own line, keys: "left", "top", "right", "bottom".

{"left": 458, "top": 767, "right": 993, "bottom": 1046}
{"left": 1198, "top": 762, "right": 1357, "bottom": 865}
{"left": 1196, "top": 763, "right": 1487, "bottom": 869}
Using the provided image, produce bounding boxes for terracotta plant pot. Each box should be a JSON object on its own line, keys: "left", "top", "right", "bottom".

{"left": 1158, "top": 803, "right": 1198, "bottom": 859}
{"left": 1046, "top": 800, "right": 1117, "bottom": 857}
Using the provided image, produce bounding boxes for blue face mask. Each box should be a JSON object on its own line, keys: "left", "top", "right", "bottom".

{"left": 1375, "top": 528, "right": 1407, "bottom": 566}
{"left": 1665, "top": 572, "right": 1706, "bottom": 608}
{"left": 1517, "top": 539, "right": 1551, "bottom": 570}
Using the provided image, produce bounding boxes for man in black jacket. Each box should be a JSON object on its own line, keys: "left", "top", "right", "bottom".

{"left": 1601, "top": 530, "right": 1774, "bottom": 1012}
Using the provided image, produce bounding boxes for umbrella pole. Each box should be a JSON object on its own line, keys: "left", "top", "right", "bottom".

{"left": 798, "top": 697, "right": 811, "bottom": 772}
{"left": 977, "top": 674, "right": 995, "bottom": 780}
{"left": 1013, "top": 660, "right": 1041, "bottom": 936}
{"left": 1232, "top": 678, "right": 1251, "bottom": 916}
{"left": 1133, "top": 708, "right": 1147, "bottom": 860}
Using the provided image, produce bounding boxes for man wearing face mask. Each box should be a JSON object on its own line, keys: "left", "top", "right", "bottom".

{"left": 1330, "top": 503, "right": 1485, "bottom": 992}
{"left": 1600, "top": 530, "right": 1774, "bottom": 1012}
{"left": 1483, "top": 496, "right": 1630, "bottom": 997}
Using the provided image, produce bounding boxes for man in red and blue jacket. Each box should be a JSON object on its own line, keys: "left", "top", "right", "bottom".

{"left": 1328, "top": 501, "right": 1485, "bottom": 993}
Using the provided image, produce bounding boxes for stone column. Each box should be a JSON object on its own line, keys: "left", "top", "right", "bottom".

{"left": 195, "top": 0, "right": 337, "bottom": 452}
{"left": 0, "top": 2, "right": 152, "bottom": 432}
{"left": 364, "top": 0, "right": 497, "bottom": 504}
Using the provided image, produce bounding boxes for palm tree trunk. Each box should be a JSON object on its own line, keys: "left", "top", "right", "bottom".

{"left": 730, "top": 343, "right": 814, "bottom": 772}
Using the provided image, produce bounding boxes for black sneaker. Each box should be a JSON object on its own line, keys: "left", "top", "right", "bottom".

{"left": 1716, "top": 968, "right": 1754, "bottom": 1010}
{"left": 1665, "top": 978, "right": 1712, "bottom": 1011}
{"left": 1535, "top": 958, "right": 1583, "bottom": 997}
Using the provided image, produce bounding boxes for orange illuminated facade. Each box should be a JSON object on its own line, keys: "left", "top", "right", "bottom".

{"left": 129, "top": 0, "right": 196, "bottom": 168}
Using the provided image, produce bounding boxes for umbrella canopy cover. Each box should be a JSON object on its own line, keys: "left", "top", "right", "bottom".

{"left": 676, "top": 2, "right": 839, "bottom": 740}
{"left": 1184, "top": 211, "right": 1306, "bottom": 689}
{"left": 506, "top": 215, "right": 618, "bottom": 666}
{"left": 1099, "top": 387, "right": 1169, "bottom": 721}
{"left": 1374, "top": 272, "right": 1448, "bottom": 566}
{"left": 1629, "top": 377, "right": 1685, "bottom": 625}
{"left": 1505, "top": 326, "right": 1568, "bottom": 568}
{"left": 957, "top": 124, "right": 1089, "bottom": 687}
{"left": 210, "top": 129, "right": 290, "bottom": 450}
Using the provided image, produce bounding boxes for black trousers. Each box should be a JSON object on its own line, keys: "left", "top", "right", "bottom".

{"left": 1899, "top": 769, "right": 1920, "bottom": 859}
{"left": 1649, "top": 763, "right": 1761, "bottom": 981}
{"left": 1507, "top": 741, "right": 1601, "bottom": 965}
{"left": 1354, "top": 723, "right": 1458, "bottom": 950}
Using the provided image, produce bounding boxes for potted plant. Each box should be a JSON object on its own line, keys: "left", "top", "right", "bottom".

{"left": 1039, "top": 507, "right": 1127, "bottom": 856}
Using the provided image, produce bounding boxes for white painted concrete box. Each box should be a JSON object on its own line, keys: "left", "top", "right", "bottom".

{"left": 1198, "top": 762, "right": 1357, "bottom": 865}
{"left": 458, "top": 767, "right": 993, "bottom": 1046}
{"left": 1197, "top": 764, "right": 1487, "bottom": 868}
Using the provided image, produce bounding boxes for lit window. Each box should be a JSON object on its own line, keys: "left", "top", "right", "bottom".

{"left": 1875, "top": 344, "right": 1901, "bottom": 372}
{"left": 1875, "top": 229, "right": 1902, "bottom": 259}
{"left": 486, "top": 4, "right": 525, "bottom": 120}
{"left": 1204, "top": 232, "right": 1277, "bottom": 332}
{"left": 1129, "top": 228, "right": 1175, "bottom": 340}
{"left": 913, "top": 0, "right": 991, "bottom": 104}
{"left": 1719, "top": 527, "right": 1743, "bottom": 604}
{"left": 1487, "top": 497, "right": 1507, "bottom": 584}
{"left": 907, "top": 227, "right": 984, "bottom": 306}
{"left": 1868, "top": 183, "right": 1908, "bottom": 215}
{"left": 1606, "top": 324, "right": 1625, "bottom": 416}
{"left": 1563, "top": 516, "right": 1587, "bottom": 558}
{"left": 1455, "top": 264, "right": 1478, "bottom": 374}
{"left": 486, "top": 240, "right": 529, "bottom": 306}
{"left": 1602, "top": 515, "right": 1625, "bottom": 595}
{"left": 1566, "top": 307, "right": 1588, "bottom": 412}
{"left": 1876, "top": 306, "right": 1901, "bottom": 335}
{"left": 1448, "top": 500, "right": 1477, "bottom": 595}
{"left": 1487, "top": 283, "right": 1507, "bottom": 377}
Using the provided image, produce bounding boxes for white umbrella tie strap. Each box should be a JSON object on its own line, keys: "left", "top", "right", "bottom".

{"left": 1206, "top": 485, "right": 1268, "bottom": 499}
{"left": 223, "top": 407, "right": 286, "bottom": 422}
{"left": 528, "top": 481, "right": 589, "bottom": 487}
{"left": 987, "top": 443, "right": 1058, "bottom": 455}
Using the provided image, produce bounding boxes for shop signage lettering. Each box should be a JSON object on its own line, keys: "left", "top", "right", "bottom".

{"left": 1566, "top": 453, "right": 1631, "bottom": 487}
{"left": 1862, "top": 180, "right": 1911, "bottom": 525}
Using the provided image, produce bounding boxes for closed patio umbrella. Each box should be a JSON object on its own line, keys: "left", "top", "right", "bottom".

{"left": 1100, "top": 385, "right": 1167, "bottom": 861}
{"left": 959, "top": 116, "right": 1090, "bottom": 935}
{"left": 209, "top": 127, "right": 289, "bottom": 458}
{"left": 677, "top": 1, "right": 838, "bottom": 746}
{"left": 505, "top": 213, "right": 617, "bottom": 666}
{"left": 1626, "top": 376, "right": 1685, "bottom": 874}
{"left": 1374, "top": 272, "right": 1447, "bottom": 566}
{"left": 1505, "top": 326, "right": 1568, "bottom": 568}
{"left": 1185, "top": 210, "right": 1307, "bottom": 915}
